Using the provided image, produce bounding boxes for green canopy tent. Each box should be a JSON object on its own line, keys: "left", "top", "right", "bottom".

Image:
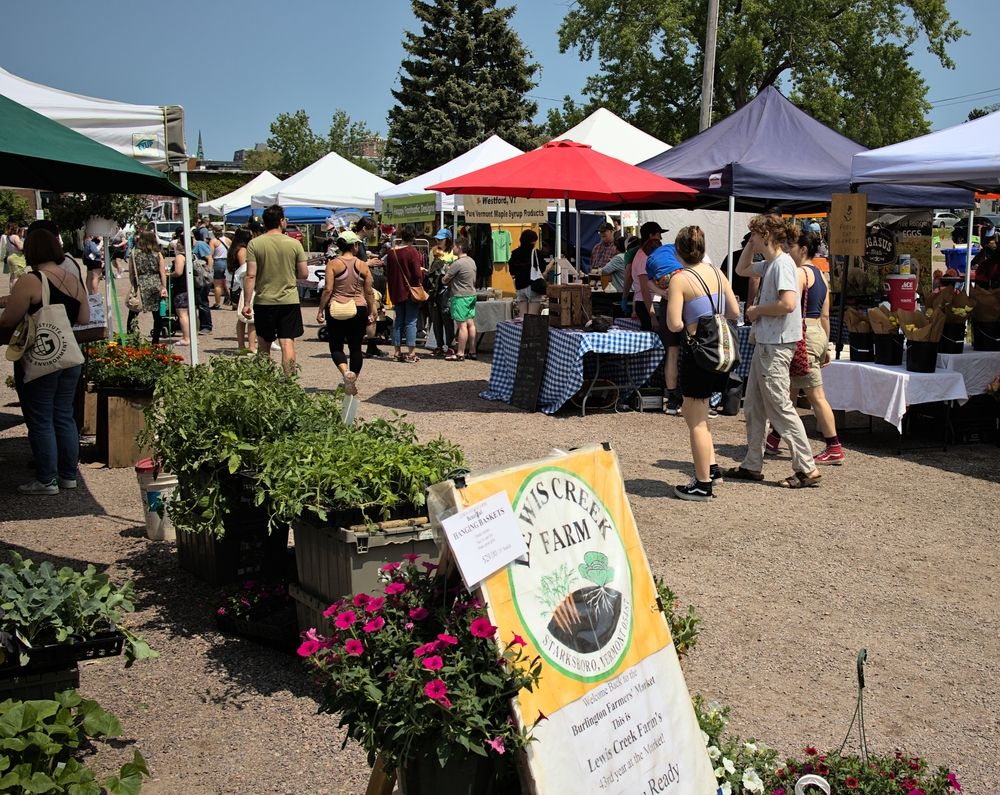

{"left": 0, "top": 92, "right": 192, "bottom": 197}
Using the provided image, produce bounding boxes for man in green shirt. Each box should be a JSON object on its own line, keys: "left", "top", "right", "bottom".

{"left": 243, "top": 205, "right": 308, "bottom": 374}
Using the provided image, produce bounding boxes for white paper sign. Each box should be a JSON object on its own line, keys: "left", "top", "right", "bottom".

{"left": 440, "top": 492, "right": 528, "bottom": 589}
{"left": 462, "top": 195, "right": 548, "bottom": 224}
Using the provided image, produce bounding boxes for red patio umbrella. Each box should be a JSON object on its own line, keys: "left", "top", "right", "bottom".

{"left": 426, "top": 139, "right": 696, "bottom": 203}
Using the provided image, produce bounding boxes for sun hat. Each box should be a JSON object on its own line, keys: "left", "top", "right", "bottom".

{"left": 434, "top": 228, "right": 453, "bottom": 240}
{"left": 337, "top": 230, "right": 361, "bottom": 245}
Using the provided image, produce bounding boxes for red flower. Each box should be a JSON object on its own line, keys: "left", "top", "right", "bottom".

{"left": 365, "top": 596, "right": 385, "bottom": 613}
{"left": 844, "top": 777, "right": 859, "bottom": 789}
{"left": 363, "top": 616, "right": 385, "bottom": 633}
{"left": 344, "top": 639, "right": 364, "bottom": 656}
{"left": 297, "top": 639, "right": 320, "bottom": 657}
{"left": 408, "top": 607, "right": 429, "bottom": 621}
{"left": 947, "top": 772, "right": 962, "bottom": 791}
{"left": 402, "top": 552, "right": 421, "bottom": 562}
{"left": 508, "top": 634, "right": 526, "bottom": 647}
{"left": 804, "top": 746, "right": 818, "bottom": 756}
{"left": 322, "top": 599, "right": 344, "bottom": 618}
{"left": 436, "top": 633, "right": 458, "bottom": 646}
{"left": 334, "top": 610, "right": 357, "bottom": 629}
{"left": 352, "top": 593, "right": 370, "bottom": 608}
{"left": 770, "top": 789, "right": 786, "bottom": 795}
{"left": 470, "top": 617, "right": 498, "bottom": 638}
{"left": 909, "top": 758, "right": 921, "bottom": 770}
{"left": 816, "top": 763, "right": 829, "bottom": 776}
{"left": 414, "top": 641, "right": 439, "bottom": 657}
{"left": 422, "top": 655, "right": 444, "bottom": 670}
{"left": 380, "top": 562, "right": 401, "bottom": 574}
{"left": 385, "top": 581, "right": 407, "bottom": 596}
{"left": 424, "top": 678, "right": 449, "bottom": 704}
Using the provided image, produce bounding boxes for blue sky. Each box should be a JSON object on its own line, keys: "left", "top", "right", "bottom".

{"left": 3, "top": 0, "right": 993, "bottom": 160}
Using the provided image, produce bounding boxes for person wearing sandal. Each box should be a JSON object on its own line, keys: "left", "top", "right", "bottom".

{"left": 442, "top": 237, "right": 477, "bottom": 361}
{"left": 726, "top": 215, "right": 820, "bottom": 490}
{"left": 385, "top": 226, "right": 425, "bottom": 363}
{"left": 316, "top": 231, "right": 376, "bottom": 395}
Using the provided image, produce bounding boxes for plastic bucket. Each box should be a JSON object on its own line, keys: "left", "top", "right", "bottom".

{"left": 939, "top": 322, "right": 966, "bottom": 354}
{"left": 135, "top": 458, "right": 177, "bottom": 541}
{"left": 873, "top": 333, "right": 904, "bottom": 366}
{"left": 905, "top": 340, "right": 939, "bottom": 373}
{"left": 848, "top": 331, "right": 874, "bottom": 361}
{"left": 884, "top": 275, "right": 917, "bottom": 312}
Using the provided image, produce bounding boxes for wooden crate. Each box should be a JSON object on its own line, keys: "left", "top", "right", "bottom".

{"left": 95, "top": 390, "right": 153, "bottom": 468}
{"left": 74, "top": 382, "right": 98, "bottom": 436}
{"left": 546, "top": 284, "right": 592, "bottom": 328}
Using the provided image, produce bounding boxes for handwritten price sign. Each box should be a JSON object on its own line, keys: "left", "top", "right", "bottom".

{"left": 440, "top": 492, "right": 528, "bottom": 590}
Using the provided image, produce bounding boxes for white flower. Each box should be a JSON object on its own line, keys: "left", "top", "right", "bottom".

{"left": 723, "top": 757, "right": 736, "bottom": 775}
{"left": 708, "top": 745, "right": 721, "bottom": 761}
{"left": 702, "top": 730, "right": 711, "bottom": 746}
{"left": 742, "top": 768, "right": 764, "bottom": 794}
{"left": 714, "top": 766, "right": 725, "bottom": 780}
{"left": 744, "top": 741, "right": 758, "bottom": 755}
{"left": 720, "top": 783, "right": 732, "bottom": 795}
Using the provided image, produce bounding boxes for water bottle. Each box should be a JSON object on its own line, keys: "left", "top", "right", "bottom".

{"left": 159, "top": 296, "right": 167, "bottom": 315}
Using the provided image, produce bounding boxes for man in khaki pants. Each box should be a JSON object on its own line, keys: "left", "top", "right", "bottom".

{"left": 726, "top": 215, "right": 820, "bottom": 489}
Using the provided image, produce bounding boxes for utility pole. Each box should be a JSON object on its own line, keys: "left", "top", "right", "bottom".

{"left": 699, "top": 0, "right": 720, "bottom": 131}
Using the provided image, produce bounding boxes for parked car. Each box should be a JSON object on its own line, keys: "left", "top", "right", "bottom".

{"left": 146, "top": 220, "right": 184, "bottom": 250}
{"left": 932, "top": 211, "right": 960, "bottom": 229}
{"left": 285, "top": 224, "right": 303, "bottom": 242}
{"left": 951, "top": 214, "right": 1000, "bottom": 245}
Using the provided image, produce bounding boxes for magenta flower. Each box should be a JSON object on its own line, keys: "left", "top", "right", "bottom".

{"left": 409, "top": 607, "right": 429, "bottom": 621}
{"left": 365, "top": 596, "right": 385, "bottom": 613}
{"left": 297, "top": 639, "right": 321, "bottom": 657}
{"left": 508, "top": 634, "right": 526, "bottom": 647}
{"left": 947, "top": 772, "right": 962, "bottom": 791}
{"left": 402, "top": 552, "right": 421, "bottom": 562}
{"left": 414, "top": 641, "right": 440, "bottom": 657}
{"left": 405, "top": 621, "right": 414, "bottom": 630}
{"left": 437, "top": 633, "right": 458, "bottom": 646}
{"left": 422, "top": 655, "right": 444, "bottom": 670}
{"left": 385, "top": 581, "right": 407, "bottom": 596}
{"left": 352, "top": 593, "right": 370, "bottom": 608}
{"left": 485, "top": 736, "right": 506, "bottom": 755}
{"left": 217, "top": 607, "right": 226, "bottom": 616}
{"left": 470, "top": 617, "right": 497, "bottom": 638}
{"left": 344, "top": 639, "right": 364, "bottom": 656}
{"left": 363, "top": 616, "right": 385, "bottom": 633}
{"left": 424, "top": 678, "right": 449, "bottom": 704}
{"left": 304, "top": 627, "right": 321, "bottom": 642}
{"left": 334, "top": 610, "right": 357, "bottom": 630}
{"left": 380, "top": 562, "right": 401, "bottom": 574}
{"left": 322, "top": 599, "right": 344, "bottom": 618}
{"left": 422, "top": 562, "right": 439, "bottom": 572}
{"left": 242, "top": 579, "right": 256, "bottom": 590}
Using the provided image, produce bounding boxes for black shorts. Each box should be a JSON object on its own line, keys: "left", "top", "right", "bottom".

{"left": 173, "top": 291, "right": 189, "bottom": 309}
{"left": 654, "top": 301, "right": 682, "bottom": 346}
{"left": 679, "top": 344, "right": 730, "bottom": 399}
{"left": 253, "top": 304, "right": 303, "bottom": 341}
{"left": 84, "top": 259, "right": 103, "bottom": 272}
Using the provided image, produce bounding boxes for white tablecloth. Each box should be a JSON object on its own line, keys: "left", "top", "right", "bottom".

{"left": 823, "top": 360, "right": 969, "bottom": 432}
{"left": 936, "top": 350, "right": 1000, "bottom": 396}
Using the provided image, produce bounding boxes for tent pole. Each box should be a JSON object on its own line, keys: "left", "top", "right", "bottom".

{"left": 964, "top": 208, "right": 974, "bottom": 293}
{"left": 179, "top": 164, "right": 197, "bottom": 366}
{"left": 564, "top": 195, "right": 570, "bottom": 283}
{"left": 555, "top": 200, "right": 562, "bottom": 283}
{"left": 726, "top": 195, "right": 735, "bottom": 281}
{"left": 575, "top": 201, "right": 581, "bottom": 278}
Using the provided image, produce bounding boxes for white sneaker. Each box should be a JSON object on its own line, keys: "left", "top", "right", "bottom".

{"left": 58, "top": 478, "right": 78, "bottom": 489}
{"left": 18, "top": 480, "right": 59, "bottom": 495}
{"left": 271, "top": 341, "right": 281, "bottom": 351}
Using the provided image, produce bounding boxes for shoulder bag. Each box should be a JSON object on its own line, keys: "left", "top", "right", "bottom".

{"left": 392, "top": 249, "right": 428, "bottom": 303}
{"left": 21, "top": 272, "right": 85, "bottom": 383}
{"left": 789, "top": 271, "right": 810, "bottom": 377}
{"left": 683, "top": 268, "right": 740, "bottom": 374}
{"left": 529, "top": 249, "right": 547, "bottom": 295}
{"left": 126, "top": 253, "right": 143, "bottom": 312}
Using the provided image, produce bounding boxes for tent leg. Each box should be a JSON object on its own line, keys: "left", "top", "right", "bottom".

{"left": 965, "top": 208, "right": 974, "bottom": 293}
{"left": 835, "top": 254, "right": 851, "bottom": 360}
{"left": 179, "top": 165, "right": 197, "bottom": 366}
{"left": 575, "top": 203, "right": 581, "bottom": 278}
{"left": 726, "top": 195, "right": 735, "bottom": 281}
{"left": 555, "top": 203, "right": 562, "bottom": 283}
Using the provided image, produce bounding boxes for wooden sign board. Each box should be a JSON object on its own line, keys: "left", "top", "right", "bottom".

{"left": 829, "top": 193, "right": 867, "bottom": 257}
{"left": 511, "top": 314, "right": 549, "bottom": 412}
{"left": 426, "top": 445, "right": 716, "bottom": 795}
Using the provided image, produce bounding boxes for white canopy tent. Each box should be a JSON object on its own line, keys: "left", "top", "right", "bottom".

{"left": 553, "top": 107, "right": 671, "bottom": 165}
{"left": 198, "top": 171, "right": 281, "bottom": 217}
{"left": 375, "top": 134, "right": 522, "bottom": 213}
{"left": 252, "top": 151, "right": 394, "bottom": 210}
{"left": 851, "top": 109, "right": 1000, "bottom": 290}
{"left": 0, "top": 65, "right": 186, "bottom": 167}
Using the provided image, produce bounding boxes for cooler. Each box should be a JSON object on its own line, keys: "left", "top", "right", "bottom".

{"left": 884, "top": 274, "right": 917, "bottom": 312}
{"left": 943, "top": 246, "right": 978, "bottom": 275}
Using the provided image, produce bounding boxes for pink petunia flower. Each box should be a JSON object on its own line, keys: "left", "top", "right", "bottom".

{"left": 437, "top": 634, "right": 458, "bottom": 646}
{"left": 409, "top": 607, "right": 429, "bottom": 621}
{"left": 402, "top": 553, "right": 421, "bottom": 562}
{"left": 385, "top": 581, "right": 407, "bottom": 596}
{"left": 363, "top": 616, "right": 385, "bottom": 633}
{"left": 470, "top": 617, "right": 498, "bottom": 638}
{"left": 304, "top": 627, "right": 321, "bottom": 642}
{"left": 405, "top": 622, "right": 414, "bottom": 630}
{"left": 485, "top": 736, "right": 506, "bottom": 755}
{"left": 380, "top": 562, "right": 401, "bottom": 574}
{"left": 344, "top": 639, "right": 364, "bottom": 656}
{"left": 365, "top": 596, "right": 385, "bottom": 613}
{"left": 508, "top": 634, "right": 526, "bottom": 647}
{"left": 422, "top": 655, "right": 444, "bottom": 670}
{"left": 947, "top": 772, "right": 962, "bottom": 791}
{"left": 217, "top": 607, "right": 226, "bottom": 616}
{"left": 334, "top": 610, "right": 358, "bottom": 630}
{"left": 422, "top": 562, "right": 439, "bottom": 572}
{"left": 297, "top": 639, "right": 321, "bottom": 657}
{"left": 322, "top": 599, "right": 345, "bottom": 618}
{"left": 804, "top": 746, "right": 818, "bottom": 756}
{"left": 424, "top": 678, "right": 449, "bottom": 703}
{"left": 414, "top": 641, "right": 440, "bottom": 657}
{"left": 352, "top": 593, "right": 370, "bottom": 608}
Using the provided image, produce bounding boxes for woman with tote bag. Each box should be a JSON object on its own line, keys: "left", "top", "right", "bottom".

{"left": 0, "top": 229, "right": 89, "bottom": 495}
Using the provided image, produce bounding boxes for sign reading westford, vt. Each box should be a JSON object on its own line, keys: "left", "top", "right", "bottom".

{"left": 430, "top": 445, "right": 715, "bottom": 795}
{"left": 381, "top": 193, "right": 437, "bottom": 224}
{"left": 463, "top": 195, "right": 548, "bottom": 225}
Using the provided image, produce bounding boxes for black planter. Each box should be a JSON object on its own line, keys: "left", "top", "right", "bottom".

{"left": 873, "top": 333, "right": 904, "bottom": 366}
{"left": 905, "top": 341, "right": 939, "bottom": 373}
{"left": 972, "top": 321, "right": 1000, "bottom": 351}
{"left": 939, "top": 322, "right": 966, "bottom": 354}
{"left": 848, "top": 331, "right": 874, "bottom": 361}
{"left": 0, "top": 629, "right": 124, "bottom": 677}
{"left": 399, "top": 752, "right": 502, "bottom": 795}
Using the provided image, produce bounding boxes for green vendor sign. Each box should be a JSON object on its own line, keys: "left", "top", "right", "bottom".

{"left": 381, "top": 194, "right": 437, "bottom": 224}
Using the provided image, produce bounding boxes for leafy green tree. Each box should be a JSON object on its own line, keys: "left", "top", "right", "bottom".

{"left": 242, "top": 148, "right": 282, "bottom": 173}
{"left": 266, "top": 109, "right": 329, "bottom": 172}
{"left": 385, "top": 0, "right": 541, "bottom": 180}
{"left": 0, "top": 189, "right": 31, "bottom": 227}
{"left": 544, "top": 96, "right": 596, "bottom": 139}
{"left": 968, "top": 102, "right": 1000, "bottom": 121}
{"left": 557, "top": 0, "right": 965, "bottom": 149}
{"left": 47, "top": 193, "right": 147, "bottom": 235}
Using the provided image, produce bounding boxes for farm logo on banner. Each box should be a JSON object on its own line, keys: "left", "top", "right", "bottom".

{"left": 863, "top": 225, "right": 897, "bottom": 266}
{"left": 463, "top": 195, "right": 548, "bottom": 224}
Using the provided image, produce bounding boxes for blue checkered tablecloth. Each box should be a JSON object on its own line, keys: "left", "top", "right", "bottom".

{"left": 613, "top": 317, "right": 641, "bottom": 331}
{"left": 481, "top": 320, "right": 665, "bottom": 414}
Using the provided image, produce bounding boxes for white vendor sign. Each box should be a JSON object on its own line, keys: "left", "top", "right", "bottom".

{"left": 462, "top": 195, "right": 548, "bottom": 224}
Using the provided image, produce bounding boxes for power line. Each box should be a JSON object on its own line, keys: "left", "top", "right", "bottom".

{"left": 929, "top": 85, "right": 1000, "bottom": 105}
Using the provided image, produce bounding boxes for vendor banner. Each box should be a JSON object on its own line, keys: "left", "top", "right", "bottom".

{"left": 381, "top": 194, "right": 437, "bottom": 224}
{"left": 462, "top": 195, "right": 548, "bottom": 224}
{"left": 429, "top": 445, "right": 715, "bottom": 795}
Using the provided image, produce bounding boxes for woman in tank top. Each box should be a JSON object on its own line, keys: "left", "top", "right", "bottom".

{"left": 211, "top": 232, "right": 230, "bottom": 309}
{"left": 316, "top": 231, "right": 376, "bottom": 394}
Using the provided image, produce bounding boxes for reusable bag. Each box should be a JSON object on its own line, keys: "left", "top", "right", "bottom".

{"left": 328, "top": 299, "right": 358, "bottom": 320}
{"left": 683, "top": 268, "right": 740, "bottom": 374}
{"left": 529, "top": 249, "right": 547, "bottom": 295}
{"left": 789, "top": 279, "right": 810, "bottom": 377}
{"left": 21, "top": 272, "right": 85, "bottom": 382}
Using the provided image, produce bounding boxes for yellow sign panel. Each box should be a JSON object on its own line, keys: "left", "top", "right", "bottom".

{"left": 829, "top": 192, "right": 867, "bottom": 257}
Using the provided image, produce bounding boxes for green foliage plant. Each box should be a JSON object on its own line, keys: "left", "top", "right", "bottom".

{"left": 298, "top": 556, "right": 542, "bottom": 773}
{"left": 255, "top": 414, "right": 465, "bottom": 529}
{"left": 0, "top": 554, "right": 157, "bottom": 669}
{"left": 138, "top": 354, "right": 345, "bottom": 539}
{"left": 0, "top": 690, "right": 148, "bottom": 795}
{"left": 654, "top": 576, "right": 701, "bottom": 660}
{"left": 0, "top": 190, "right": 31, "bottom": 228}
{"left": 83, "top": 333, "right": 185, "bottom": 392}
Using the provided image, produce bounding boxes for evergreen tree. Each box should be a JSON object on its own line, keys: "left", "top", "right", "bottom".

{"left": 386, "top": 0, "right": 540, "bottom": 180}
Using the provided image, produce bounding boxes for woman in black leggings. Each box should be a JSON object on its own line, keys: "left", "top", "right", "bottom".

{"left": 316, "top": 231, "right": 377, "bottom": 394}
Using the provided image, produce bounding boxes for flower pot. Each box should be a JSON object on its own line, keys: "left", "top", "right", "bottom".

{"left": 939, "top": 322, "right": 966, "bottom": 354}
{"left": 848, "top": 331, "right": 874, "bottom": 361}
{"left": 873, "top": 332, "right": 904, "bottom": 366}
{"left": 972, "top": 320, "right": 1000, "bottom": 351}
{"left": 905, "top": 340, "right": 939, "bottom": 373}
{"left": 398, "top": 751, "right": 501, "bottom": 795}
{"left": 95, "top": 387, "right": 154, "bottom": 468}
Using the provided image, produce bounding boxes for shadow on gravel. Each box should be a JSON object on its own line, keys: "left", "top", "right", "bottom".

{"left": 0, "top": 542, "right": 112, "bottom": 573}
{"left": 0, "top": 408, "right": 23, "bottom": 431}
{"left": 366, "top": 379, "right": 511, "bottom": 414}
{"left": 624, "top": 478, "right": 674, "bottom": 498}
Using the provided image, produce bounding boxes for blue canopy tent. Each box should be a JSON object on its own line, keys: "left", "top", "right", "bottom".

{"left": 223, "top": 205, "right": 341, "bottom": 224}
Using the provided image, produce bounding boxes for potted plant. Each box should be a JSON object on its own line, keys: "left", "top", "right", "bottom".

{"left": 215, "top": 579, "right": 298, "bottom": 653}
{"left": 82, "top": 334, "right": 185, "bottom": 468}
{"left": 138, "top": 354, "right": 344, "bottom": 585}
{"left": 298, "top": 554, "right": 542, "bottom": 794}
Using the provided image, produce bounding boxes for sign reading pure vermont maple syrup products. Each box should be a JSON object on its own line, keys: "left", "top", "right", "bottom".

{"left": 431, "top": 445, "right": 715, "bottom": 795}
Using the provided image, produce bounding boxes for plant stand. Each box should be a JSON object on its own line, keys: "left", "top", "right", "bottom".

{"left": 95, "top": 388, "right": 153, "bottom": 468}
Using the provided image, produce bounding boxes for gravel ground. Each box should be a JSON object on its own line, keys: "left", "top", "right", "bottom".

{"left": 1, "top": 293, "right": 998, "bottom": 794}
